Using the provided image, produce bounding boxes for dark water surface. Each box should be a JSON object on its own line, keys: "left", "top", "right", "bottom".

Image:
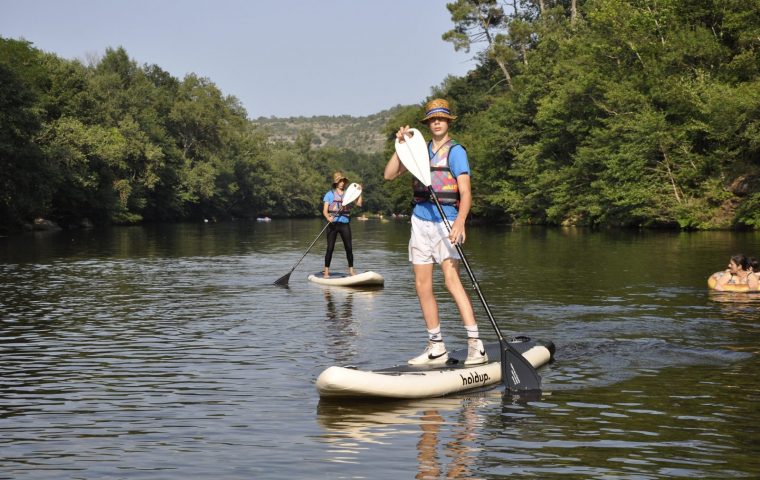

{"left": 1, "top": 220, "right": 759, "bottom": 479}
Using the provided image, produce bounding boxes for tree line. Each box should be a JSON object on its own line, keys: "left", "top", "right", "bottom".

{"left": 0, "top": 39, "right": 397, "bottom": 232}
{"left": 385, "top": 0, "right": 759, "bottom": 229}
{"left": 2, "top": 0, "right": 759, "bottom": 232}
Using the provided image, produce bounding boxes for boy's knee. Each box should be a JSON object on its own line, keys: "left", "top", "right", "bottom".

{"left": 415, "top": 277, "right": 432, "bottom": 291}
{"left": 443, "top": 272, "right": 462, "bottom": 292}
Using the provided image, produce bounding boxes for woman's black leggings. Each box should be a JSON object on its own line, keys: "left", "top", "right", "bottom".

{"left": 325, "top": 222, "right": 353, "bottom": 268}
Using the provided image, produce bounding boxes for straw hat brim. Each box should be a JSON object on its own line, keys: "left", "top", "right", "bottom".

{"left": 421, "top": 112, "right": 457, "bottom": 123}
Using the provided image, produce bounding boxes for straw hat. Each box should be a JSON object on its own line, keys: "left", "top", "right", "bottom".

{"left": 421, "top": 98, "right": 457, "bottom": 123}
{"left": 332, "top": 171, "right": 348, "bottom": 187}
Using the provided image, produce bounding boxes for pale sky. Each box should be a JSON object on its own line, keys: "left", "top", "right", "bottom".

{"left": 0, "top": 0, "right": 476, "bottom": 118}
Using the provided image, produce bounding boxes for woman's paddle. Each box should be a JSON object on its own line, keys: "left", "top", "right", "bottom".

{"left": 274, "top": 183, "right": 362, "bottom": 286}
{"left": 394, "top": 129, "right": 541, "bottom": 393}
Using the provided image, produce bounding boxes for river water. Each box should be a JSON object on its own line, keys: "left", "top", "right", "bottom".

{"left": 1, "top": 220, "right": 759, "bottom": 479}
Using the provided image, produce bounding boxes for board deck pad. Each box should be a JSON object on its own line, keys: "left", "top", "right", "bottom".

{"left": 307, "top": 270, "right": 384, "bottom": 287}
{"left": 315, "top": 338, "right": 555, "bottom": 399}
{"left": 313, "top": 272, "right": 351, "bottom": 279}
{"left": 375, "top": 340, "right": 542, "bottom": 373}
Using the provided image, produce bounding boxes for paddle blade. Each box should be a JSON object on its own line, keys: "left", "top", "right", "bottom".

{"left": 394, "top": 128, "right": 431, "bottom": 186}
{"left": 342, "top": 183, "right": 362, "bottom": 206}
{"left": 502, "top": 345, "right": 542, "bottom": 393}
{"left": 274, "top": 271, "right": 292, "bottom": 286}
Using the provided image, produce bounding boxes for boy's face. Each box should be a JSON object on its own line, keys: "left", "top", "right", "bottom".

{"left": 426, "top": 117, "right": 450, "bottom": 137}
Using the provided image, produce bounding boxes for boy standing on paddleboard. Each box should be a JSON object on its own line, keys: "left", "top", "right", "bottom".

{"left": 383, "top": 99, "right": 487, "bottom": 366}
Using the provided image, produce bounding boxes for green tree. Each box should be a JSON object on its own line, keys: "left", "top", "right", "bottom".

{"left": 0, "top": 38, "right": 53, "bottom": 229}
{"left": 443, "top": 0, "right": 517, "bottom": 88}
{"left": 433, "top": 0, "right": 760, "bottom": 230}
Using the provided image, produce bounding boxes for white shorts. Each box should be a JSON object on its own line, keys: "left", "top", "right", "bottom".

{"left": 408, "top": 215, "right": 460, "bottom": 264}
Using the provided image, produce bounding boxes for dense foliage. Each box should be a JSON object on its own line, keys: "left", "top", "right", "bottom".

{"left": 2, "top": 0, "right": 759, "bottom": 231}
{"left": 384, "top": 0, "right": 760, "bottom": 229}
{"left": 0, "top": 41, "right": 387, "bottom": 231}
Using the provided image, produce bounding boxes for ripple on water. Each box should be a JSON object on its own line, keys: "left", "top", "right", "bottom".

{"left": 1, "top": 223, "right": 759, "bottom": 479}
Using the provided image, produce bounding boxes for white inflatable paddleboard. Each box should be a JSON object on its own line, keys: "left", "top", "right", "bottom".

{"left": 316, "top": 338, "right": 554, "bottom": 399}
{"left": 307, "top": 271, "right": 384, "bottom": 287}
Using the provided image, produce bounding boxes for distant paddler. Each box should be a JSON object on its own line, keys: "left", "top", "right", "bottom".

{"left": 322, "top": 171, "right": 363, "bottom": 278}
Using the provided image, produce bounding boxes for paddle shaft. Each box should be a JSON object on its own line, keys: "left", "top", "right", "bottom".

{"left": 426, "top": 187, "right": 541, "bottom": 391}
{"left": 394, "top": 133, "right": 540, "bottom": 391}
{"left": 397, "top": 134, "right": 505, "bottom": 338}
{"left": 426, "top": 190, "right": 505, "bottom": 342}
{"left": 289, "top": 217, "right": 335, "bottom": 271}
{"left": 274, "top": 207, "right": 345, "bottom": 285}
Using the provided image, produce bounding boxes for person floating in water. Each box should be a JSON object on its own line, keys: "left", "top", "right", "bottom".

{"left": 713, "top": 253, "right": 759, "bottom": 291}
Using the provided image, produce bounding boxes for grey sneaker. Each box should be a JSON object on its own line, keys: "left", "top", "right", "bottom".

{"left": 408, "top": 340, "right": 448, "bottom": 365}
{"left": 465, "top": 338, "right": 488, "bottom": 365}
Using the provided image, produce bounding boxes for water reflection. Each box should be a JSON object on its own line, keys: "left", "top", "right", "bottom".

{"left": 707, "top": 291, "right": 760, "bottom": 319}
{"left": 322, "top": 288, "right": 357, "bottom": 362}
{"left": 316, "top": 394, "right": 494, "bottom": 478}
{"left": 324, "top": 288, "right": 355, "bottom": 323}
{"left": 415, "top": 402, "right": 480, "bottom": 479}
{"left": 317, "top": 285, "right": 385, "bottom": 365}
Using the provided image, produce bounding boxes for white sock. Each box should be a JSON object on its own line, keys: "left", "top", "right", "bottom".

{"left": 465, "top": 325, "right": 479, "bottom": 339}
{"left": 427, "top": 326, "right": 442, "bottom": 342}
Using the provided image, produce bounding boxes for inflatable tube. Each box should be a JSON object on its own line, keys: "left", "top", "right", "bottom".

{"left": 316, "top": 338, "right": 554, "bottom": 399}
{"left": 707, "top": 271, "right": 760, "bottom": 292}
{"left": 307, "top": 271, "right": 384, "bottom": 287}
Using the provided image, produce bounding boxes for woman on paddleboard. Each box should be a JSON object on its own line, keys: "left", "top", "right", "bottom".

{"left": 383, "top": 99, "right": 487, "bottom": 366}
{"left": 322, "top": 171, "right": 362, "bottom": 278}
